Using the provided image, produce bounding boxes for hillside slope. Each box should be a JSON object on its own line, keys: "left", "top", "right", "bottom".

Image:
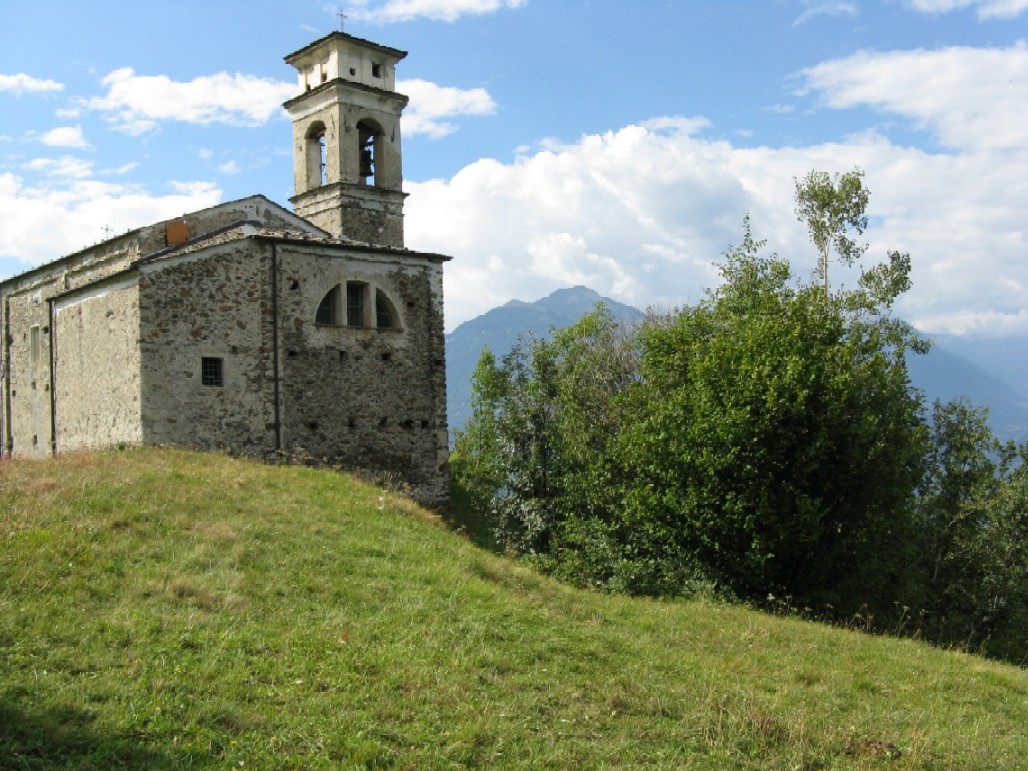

{"left": 2, "top": 448, "right": 1027, "bottom": 769}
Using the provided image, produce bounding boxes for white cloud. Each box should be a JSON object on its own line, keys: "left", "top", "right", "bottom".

{"left": 0, "top": 171, "right": 222, "bottom": 268}
{"left": 39, "top": 125, "right": 90, "bottom": 149}
{"left": 346, "top": 0, "right": 525, "bottom": 23}
{"left": 799, "top": 43, "right": 1028, "bottom": 151}
{"left": 906, "top": 0, "right": 1028, "bottom": 18}
{"left": 22, "top": 156, "right": 95, "bottom": 179}
{"left": 169, "top": 180, "right": 221, "bottom": 197}
{"left": 406, "top": 122, "right": 746, "bottom": 326}
{"left": 217, "top": 160, "right": 241, "bottom": 174}
{"left": 406, "top": 41, "right": 1028, "bottom": 336}
{"left": 106, "top": 162, "right": 140, "bottom": 176}
{"left": 794, "top": 1, "right": 858, "bottom": 25}
{"left": 0, "top": 73, "right": 63, "bottom": 94}
{"left": 399, "top": 79, "right": 496, "bottom": 138}
{"left": 83, "top": 68, "right": 296, "bottom": 135}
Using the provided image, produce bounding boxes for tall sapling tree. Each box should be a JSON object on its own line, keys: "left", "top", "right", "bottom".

{"left": 794, "top": 168, "right": 869, "bottom": 292}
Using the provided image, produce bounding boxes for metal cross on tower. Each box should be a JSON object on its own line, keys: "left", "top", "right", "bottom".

{"left": 337, "top": 9, "right": 347, "bottom": 31}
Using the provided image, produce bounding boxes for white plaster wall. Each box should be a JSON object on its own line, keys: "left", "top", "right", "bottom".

{"left": 53, "top": 278, "right": 143, "bottom": 452}
{"left": 3, "top": 289, "right": 52, "bottom": 456}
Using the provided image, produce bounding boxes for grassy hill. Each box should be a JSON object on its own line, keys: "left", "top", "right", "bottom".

{"left": 2, "top": 448, "right": 1026, "bottom": 769}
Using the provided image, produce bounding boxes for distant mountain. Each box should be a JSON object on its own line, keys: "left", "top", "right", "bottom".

{"left": 928, "top": 333, "right": 1028, "bottom": 403}
{"left": 910, "top": 333, "right": 1028, "bottom": 444}
{"left": 445, "top": 286, "right": 642, "bottom": 430}
{"left": 445, "top": 287, "right": 1028, "bottom": 443}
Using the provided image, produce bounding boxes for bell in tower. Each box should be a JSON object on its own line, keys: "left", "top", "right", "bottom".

{"left": 283, "top": 32, "right": 409, "bottom": 247}
{"left": 358, "top": 124, "right": 376, "bottom": 183}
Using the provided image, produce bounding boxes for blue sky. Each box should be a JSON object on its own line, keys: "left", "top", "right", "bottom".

{"left": 2, "top": 0, "right": 1027, "bottom": 334}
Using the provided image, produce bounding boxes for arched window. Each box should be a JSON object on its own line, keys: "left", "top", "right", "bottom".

{"left": 305, "top": 121, "right": 327, "bottom": 189}
{"left": 376, "top": 289, "right": 399, "bottom": 329}
{"left": 316, "top": 282, "right": 401, "bottom": 331}
{"left": 356, "top": 119, "right": 382, "bottom": 187}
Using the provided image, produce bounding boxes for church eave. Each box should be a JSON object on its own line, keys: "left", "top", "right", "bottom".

{"left": 289, "top": 182, "right": 409, "bottom": 205}
{"left": 127, "top": 218, "right": 452, "bottom": 266}
{"left": 284, "top": 31, "right": 407, "bottom": 65}
{"left": 282, "top": 78, "right": 409, "bottom": 110}
{"left": 250, "top": 231, "right": 452, "bottom": 263}
{"left": 47, "top": 265, "right": 140, "bottom": 304}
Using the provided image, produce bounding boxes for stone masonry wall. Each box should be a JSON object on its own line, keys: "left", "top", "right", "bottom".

{"left": 276, "top": 244, "right": 448, "bottom": 500}
{"left": 0, "top": 196, "right": 318, "bottom": 458}
{"left": 138, "top": 242, "right": 276, "bottom": 455}
{"left": 2, "top": 224, "right": 449, "bottom": 501}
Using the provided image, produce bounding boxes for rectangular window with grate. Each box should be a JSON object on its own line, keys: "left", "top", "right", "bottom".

{"left": 201, "top": 357, "right": 224, "bottom": 387}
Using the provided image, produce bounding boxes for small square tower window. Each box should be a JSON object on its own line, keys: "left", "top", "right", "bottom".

{"left": 201, "top": 357, "right": 224, "bottom": 387}
{"left": 371, "top": 62, "right": 383, "bottom": 78}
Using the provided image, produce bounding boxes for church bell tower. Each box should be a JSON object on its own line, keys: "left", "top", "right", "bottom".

{"left": 284, "top": 32, "right": 408, "bottom": 248}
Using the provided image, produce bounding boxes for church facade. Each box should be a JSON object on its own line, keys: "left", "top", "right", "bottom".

{"left": 0, "top": 32, "right": 451, "bottom": 501}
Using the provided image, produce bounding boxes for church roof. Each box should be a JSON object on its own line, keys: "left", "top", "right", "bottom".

{"left": 284, "top": 31, "right": 407, "bottom": 65}
{"left": 0, "top": 194, "right": 320, "bottom": 292}
{"left": 140, "top": 219, "right": 452, "bottom": 265}
{"left": 42, "top": 217, "right": 450, "bottom": 305}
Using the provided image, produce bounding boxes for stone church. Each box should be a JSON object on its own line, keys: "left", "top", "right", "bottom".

{"left": 0, "top": 31, "right": 450, "bottom": 501}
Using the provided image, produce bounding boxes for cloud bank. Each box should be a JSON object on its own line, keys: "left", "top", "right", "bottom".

{"left": 39, "top": 126, "right": 90, "bottom": 149}
{"left": 83, "top": 69, "right": 298, "bottom": 135}
{"left": 0, "top": 73, "right": 63, "bottom": 94}
{"left": 399, "top": 79, "right": 496, "bottom": 138}
{"left": 0, "top": 172, "right": 222, "bottom": 269}
{"left": 406, "top": 43, "right": 1028, "bottom": 335}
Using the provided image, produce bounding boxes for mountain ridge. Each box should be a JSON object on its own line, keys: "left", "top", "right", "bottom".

{"left": 445, "top": 286, "right": 1028, "bottom": 442}
{"left": 445, "top": 286, "right": 642, "bottom": 429}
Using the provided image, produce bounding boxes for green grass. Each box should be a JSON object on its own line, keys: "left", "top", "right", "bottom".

{"left": 1, "top": 448, "right": 1026, "bottom": 769}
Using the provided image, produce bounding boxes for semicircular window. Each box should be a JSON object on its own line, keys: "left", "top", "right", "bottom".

{"left": 316, "top": 285, "right": 340, "bottom": 325}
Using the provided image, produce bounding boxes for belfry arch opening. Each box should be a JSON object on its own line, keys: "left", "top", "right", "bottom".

{"left": 357, "top": 119, "right": 383, "bottom": 187}
{"left": 304, "top": 121, "right": 328, "bottom": 189}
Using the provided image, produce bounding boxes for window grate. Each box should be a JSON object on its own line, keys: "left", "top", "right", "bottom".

{"left": 201, "top": 357, "right": 224, "bottom": 387}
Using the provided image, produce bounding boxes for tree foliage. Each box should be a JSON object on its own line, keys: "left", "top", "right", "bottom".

{"left": 916, "top": 400, "right": 1028, "bottom": 658}
{"left": 451, "top": 310, "right": 635, "bottom": 556}
{"left": 623, "top": 219, "right": 926, "bottom": 610}
{"left": 452, "top": 173, "right": 1028, "bottom": 663}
